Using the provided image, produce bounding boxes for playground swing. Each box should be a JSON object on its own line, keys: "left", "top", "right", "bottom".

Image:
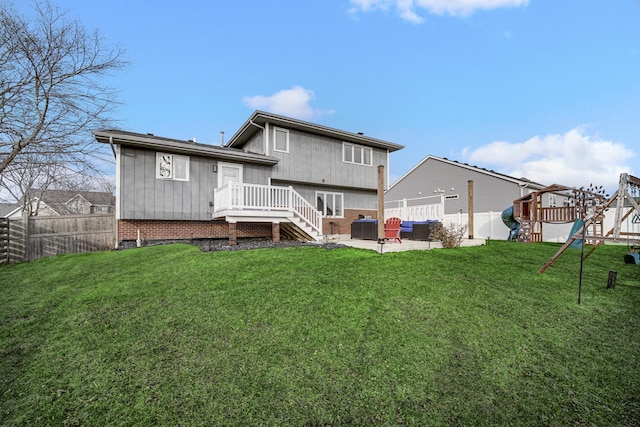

{"left": 539, "top": 173, "right": 640, "bottom": 273}
{"left": 624, "top": 186, "right": 640, "bottom": 264}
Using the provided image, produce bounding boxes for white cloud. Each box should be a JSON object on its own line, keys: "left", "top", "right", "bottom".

{"left": 462, "top": 127, "right": 636, "bottom": 195}
{"left": 349, "top": 0, "right": 529, "bottom": 22}
{"left": 242, "top": 86, "right": 335, "bottom": 120}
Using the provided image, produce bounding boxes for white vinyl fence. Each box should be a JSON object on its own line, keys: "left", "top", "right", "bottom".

{"left": 440, "top": 207, "right": 640, "bottom": 242}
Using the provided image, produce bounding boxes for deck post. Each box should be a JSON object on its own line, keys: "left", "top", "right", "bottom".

{"left": 468, "top": 180, "right": 474, "bottom": 239}
{"left": 377, "top": 165, "right": 385, "bottom": 243}
{"left": 272, "top": 222, "right": 280, "bottom": 243}
{"left": 228, "top": 221, "right": 237, "bottom": 246}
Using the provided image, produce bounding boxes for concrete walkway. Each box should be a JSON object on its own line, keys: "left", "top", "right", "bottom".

{"left": 328, "top": 235, "right": 486, "bottom": 254}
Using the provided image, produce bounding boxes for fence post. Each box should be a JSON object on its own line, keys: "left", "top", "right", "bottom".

{"left": 22, "top": 212, "right": 30, "bottom": 262}
{"left": 468, "top": 180, "right": 474, "bottom": 239}
{"left": 607, "top": 270, "right": 617, "bottom": 289}
{"left": 2, "top": 218, "right": 8, "bottom": 264}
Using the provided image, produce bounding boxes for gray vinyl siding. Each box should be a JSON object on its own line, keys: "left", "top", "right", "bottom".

{"left": 242, "top": 163, "right": 271, "bottom": 185}
{"left": 242, "top": 132, "right": 265, "bottom": 155}
{"left": 386, "top": 158, "right": 526, "bottom": 214}
{"left": 273, "top": 181, "right": 377, "bottom": 212}
{"left": 269, "top": 128, "right": 386, "bottom": 190}
{"left": 120, "top": 147, "right": 214, "bottom": 220}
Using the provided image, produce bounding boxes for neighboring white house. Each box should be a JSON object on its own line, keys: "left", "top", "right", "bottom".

{"left": 8, "top": 190, "right": 115, "bottom": 217}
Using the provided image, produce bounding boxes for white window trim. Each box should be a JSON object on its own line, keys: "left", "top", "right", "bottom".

{"left": 316, "top": 191, "right": 344, "bottom": 218}
{"left": 156, "top": 152, "right": 189, "bottom": 181}
{"left": 342, "top": 142, "right": 372, "bottom": 167}
{"left": 273, "top": 126, "right": 290, "bottom": 153}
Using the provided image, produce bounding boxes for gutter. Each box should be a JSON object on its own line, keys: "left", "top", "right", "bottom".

{"left": 94, "top": 132, "right": 279, "bottom": 166}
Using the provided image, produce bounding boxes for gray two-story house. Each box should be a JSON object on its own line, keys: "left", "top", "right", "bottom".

{"left": 94, "top": 110, "right": 403, "bottom": 247}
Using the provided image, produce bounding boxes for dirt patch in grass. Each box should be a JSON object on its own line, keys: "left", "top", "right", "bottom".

{"left": 122, "top": 237, "right": 348, "bottom": 252}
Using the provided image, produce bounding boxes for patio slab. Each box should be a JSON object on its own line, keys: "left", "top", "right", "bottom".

{"left": 330, "top": 236, "right": 486, "bottom": 253}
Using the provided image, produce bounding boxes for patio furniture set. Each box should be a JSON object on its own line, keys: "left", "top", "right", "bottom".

{"left": 351, "top": 218, "right": 442, "bottom": 243}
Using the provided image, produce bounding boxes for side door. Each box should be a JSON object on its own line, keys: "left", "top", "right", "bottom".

{"left": 218, "top": 162, "right": 243, "bottom": 207}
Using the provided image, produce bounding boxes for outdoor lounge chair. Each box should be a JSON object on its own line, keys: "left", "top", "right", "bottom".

{"left": 384, "top": 217, "right": 402, "bottom": 243}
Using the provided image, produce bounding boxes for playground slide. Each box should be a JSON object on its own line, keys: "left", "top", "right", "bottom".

{"left": 567, "top": 219, "right": 585, "bottom": 249}
{"left": 501, "top": 206, "right": 520, "bottom": 241}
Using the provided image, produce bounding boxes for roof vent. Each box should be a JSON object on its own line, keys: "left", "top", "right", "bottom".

{"left": 357, "top": 132, "right": 364, "bottom": 135}
{"left": 146, "top": 133, "right": 154, "bottom": 136}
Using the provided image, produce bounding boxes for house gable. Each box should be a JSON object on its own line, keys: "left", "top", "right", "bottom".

{"left": 386, "top": 155, "right": 547, "bottom": 214}
{"left": 226, "top": 111, "right": 404, "bottom": 191}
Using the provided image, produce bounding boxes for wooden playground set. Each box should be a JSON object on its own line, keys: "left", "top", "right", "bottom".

{"left": 509, "top": 173, "right": 640, "bottom": 273}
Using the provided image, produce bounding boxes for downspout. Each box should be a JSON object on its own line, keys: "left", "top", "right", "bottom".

{"left": 519, "top": 182, "right": 528, "bottom": 197}
{"left": 249, "top": 119, "right": 268, "bottom": 155}
{"left": 108, "top": 136, "right": 116, "bottom": 159}
{"left": 114, "top": 144, "right": 121, "bottom": 249}
{"left": 386, "top": 151, "right": 390, "bottom": 190}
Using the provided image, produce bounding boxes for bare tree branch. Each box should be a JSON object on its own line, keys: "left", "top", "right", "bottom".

{"left": 0, "top": 0, "right": 127, "bottom": 202}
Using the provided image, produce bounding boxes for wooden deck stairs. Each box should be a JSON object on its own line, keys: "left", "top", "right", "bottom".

{"left": 280, "top": 217, "right": 323, "bottom": 242}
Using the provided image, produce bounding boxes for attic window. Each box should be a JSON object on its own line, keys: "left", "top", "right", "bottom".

{"left": 343, "top": 142, "right": 372, "bottom": 166}
{"left": 156, "top": 152, "right": 189, "bottom": 181}
{"left": 273, "top": 127, "right": 289, "bottom": 153}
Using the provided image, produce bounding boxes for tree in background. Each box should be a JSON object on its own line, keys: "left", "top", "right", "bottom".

{"left": 0, "top": 0, "right": 126, "bottom": 206}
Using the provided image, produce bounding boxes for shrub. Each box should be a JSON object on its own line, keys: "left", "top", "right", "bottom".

{"left": 435, "top": 222, "right": 468, "bottom": 249}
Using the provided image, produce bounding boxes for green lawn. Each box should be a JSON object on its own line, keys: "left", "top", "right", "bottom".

{"left": 1, "top": 241, "right": 639, "bottom": 426}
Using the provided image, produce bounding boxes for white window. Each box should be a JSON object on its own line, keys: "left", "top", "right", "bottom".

{"left": 316, "top": 191, "right": 343, "bottom": 217}
{"left": 549, "top": 194, "right": 557, "bottom": 207}
{"left": 343, "top": 142, "right": 372, "bottom": 166}
{"left": 273, "top": 127, "right": 289, "bottom": 153}
{"left": 156, "top": 152, "right": 189, "bottom": 181}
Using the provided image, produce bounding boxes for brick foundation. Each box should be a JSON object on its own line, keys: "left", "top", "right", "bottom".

{"left": 118, "top": 219, "right": 272, "bottom": 245}
{"left": 118, "top": 208, "right": 377, "bottom": 246}
{"left": 228, "top": 222, "right": 237, "bottom": 246}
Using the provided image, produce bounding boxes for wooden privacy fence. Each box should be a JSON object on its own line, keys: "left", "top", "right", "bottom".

{"left": 1, "top": 214, "right": 115, "bottom": 264}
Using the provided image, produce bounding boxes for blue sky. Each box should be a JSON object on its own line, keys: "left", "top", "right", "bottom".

{"left": 16, "top": 0, "right": 640, "bottom": 194}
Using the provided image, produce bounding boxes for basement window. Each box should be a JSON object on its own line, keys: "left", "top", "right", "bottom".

{"left": 156, "top": 152, "right": 189, "bottom": 181}
{"left": 316, "top": 191, "right": 343, "bottom": 217}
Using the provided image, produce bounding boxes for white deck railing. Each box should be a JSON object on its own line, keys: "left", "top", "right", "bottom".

{"left": 214, "top": 182, "right": 322, "bottom": 235}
